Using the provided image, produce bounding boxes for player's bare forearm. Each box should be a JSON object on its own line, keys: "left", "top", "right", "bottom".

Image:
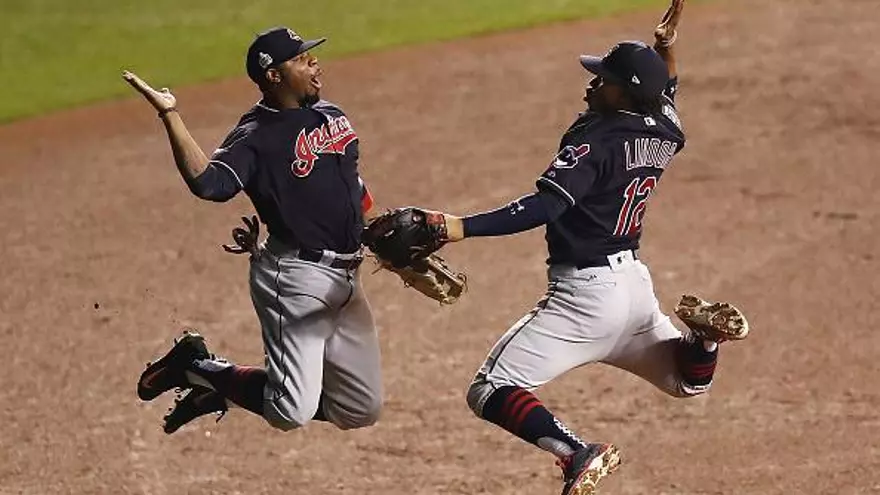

{"left": 654, "top": 44, "right": 677, "bottom": 79}
{"left": 654, "top": 0, "right": 684, "bottom": 79}
{"left": 122, "top": 70, "right": 210, "bottom": 193}
{"left": 160, "top": 112, "right": 211, "bottom": 189}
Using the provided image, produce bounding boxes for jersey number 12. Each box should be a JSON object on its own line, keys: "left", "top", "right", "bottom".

{"left": 614, "top": 176, "right": 657, "bottom": 237}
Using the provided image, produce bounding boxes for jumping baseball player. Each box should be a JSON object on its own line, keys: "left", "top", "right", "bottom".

{"left": 407, "top": 1, "right": 750, "bottom": 493}
{"left": 126, "top": 27, "right": 384, "bottom": 434}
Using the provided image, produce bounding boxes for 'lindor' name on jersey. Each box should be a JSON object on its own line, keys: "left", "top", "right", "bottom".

{"left": 624, "top": 138, "right": 678, "bottom": 171}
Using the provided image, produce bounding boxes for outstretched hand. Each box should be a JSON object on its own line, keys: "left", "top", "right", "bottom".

{"left": 122, "top": 70, "right": 177, "bottom": 113}
{"left": 655, "top": 0, "right": 685, "bottom": 47}
{"left": 222, "top": 215, "right": 262, "bottom": 258}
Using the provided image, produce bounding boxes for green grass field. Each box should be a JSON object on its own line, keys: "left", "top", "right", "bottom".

{"left": 0, "top": 0, "right": 670, "bottom": 122}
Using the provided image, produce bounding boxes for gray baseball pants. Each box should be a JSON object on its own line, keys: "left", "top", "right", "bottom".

{"left": 250, "top": 237, "right": 382, "bottom": 431}
{"left": 468, "top": 249, "right": 704, "bottom": 416}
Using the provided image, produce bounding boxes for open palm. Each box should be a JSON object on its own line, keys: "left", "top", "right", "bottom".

{"left": 122, "top": 70, "right": 177, "bottom": 112}
{"left": 655, "top": 0, "right": 684, "bottom": 43}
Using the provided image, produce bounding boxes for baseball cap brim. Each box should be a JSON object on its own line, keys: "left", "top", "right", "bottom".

{"left": 298, "top": 38, "right": 327, "bottom": 55}
{"left": 579, "top": 55, "right": 623, "bottom": 84}
{"left": 275, "top": 38, "right": 327, "bottom": 67}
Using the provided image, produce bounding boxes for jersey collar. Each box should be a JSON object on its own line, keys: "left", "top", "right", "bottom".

{"left": 256, "top": 99, "right": 281, "bottom": 113}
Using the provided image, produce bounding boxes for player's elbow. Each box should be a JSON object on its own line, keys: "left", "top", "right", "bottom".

{"left": 187, "top": 166, "right": 239, "bottom": 202}
{"left": 200, "top": 193, "right": 235, "bottom": 203}
{"left": 187, "top": 182, "right": 236, "bottom": 202}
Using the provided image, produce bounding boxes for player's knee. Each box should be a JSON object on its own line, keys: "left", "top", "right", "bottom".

{"left": 334, "top": 409, "right": 381, "bottom": 430}
{"left": 466, "top": 376, "right": 496, "bottom": 418}
{"left": 263, "top": 409, "right": 308, "bottom": 431}
{"left": 262, "top": 396, "right": 316, "bottom": 431}
{"left": 326, "top": 395, "right": 383, "bottom": 430}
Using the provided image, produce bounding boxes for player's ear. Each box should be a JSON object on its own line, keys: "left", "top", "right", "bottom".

{"left": 265, "top": 68, "right": 282, "bottom": 85}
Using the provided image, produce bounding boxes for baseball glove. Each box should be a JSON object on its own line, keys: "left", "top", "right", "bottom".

{"left": 222, "top": 215, "right": 262, "bottom": 259}
{"left": 362, "top": 207, "right": 467, "bottom": 304}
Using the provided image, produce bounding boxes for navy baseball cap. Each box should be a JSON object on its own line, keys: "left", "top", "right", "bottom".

{"left": 579, "top": 41, "right": 669, "bottom": 101}
{"left": 246, "top": 27, "right": 326, "bottom": 84}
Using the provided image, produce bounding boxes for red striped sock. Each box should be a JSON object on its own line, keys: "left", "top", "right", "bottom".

{"left": 481, "top": 386, "right": 587, "bottom": 454}
{"left": 677, "top": 338, "right": 718, "bottom": 388}
{"left": 212, "top": 365, "right": 267, "bottom": 415}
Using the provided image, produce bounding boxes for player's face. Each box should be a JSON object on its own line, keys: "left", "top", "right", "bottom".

{"left": 275, "top": 51, "right": 323, "bottom": 107}
{"left": 585, "top": 76, "right": 609, "bottom": 112}
{"left": 584, "top": 76, "right": 625, "bottom": 113}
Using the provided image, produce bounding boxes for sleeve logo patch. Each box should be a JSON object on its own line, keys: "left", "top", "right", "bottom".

{"left": 552, "top": 143, "right": 590, "bottom": 169}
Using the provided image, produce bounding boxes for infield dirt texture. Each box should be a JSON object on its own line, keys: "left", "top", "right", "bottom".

{"left": 1, "top": 0, "right": 878, "bottom": 493}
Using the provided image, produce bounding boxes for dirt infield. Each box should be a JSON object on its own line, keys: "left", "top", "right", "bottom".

{"left": 1, "top": 0, "right": 878, "bottom": 493}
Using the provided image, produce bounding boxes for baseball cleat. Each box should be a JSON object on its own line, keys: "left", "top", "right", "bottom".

{"left": 674, "top": 295, "right": 749, "bottom": 342}
{"left": 558, "top": 443, "right": 622, "bottom": 495}
{"left": 163, "top": 386, "right": 228, "bottom": 434}
{"left": 137, "top": 330, "right": 210, "bottom": 401}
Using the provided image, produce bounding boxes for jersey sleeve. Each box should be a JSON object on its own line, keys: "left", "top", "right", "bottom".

{"left": 660, "top": 77, "right": 684, "bottom": 133}
{"left": 209, "top": 126, "right": 257, "bottom": 191}
{"left": 663, "top": 76, "right": 679, "bottom": 104}
{"left": 536, "top": 141, "right": 604, "bottom": 206}
{"left": 358, "top": 176, "right": 374, "bottom": 213}
{"left": 188, "top": 163, "right": 241, "bottom": 202}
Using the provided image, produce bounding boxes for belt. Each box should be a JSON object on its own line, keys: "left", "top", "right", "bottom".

{"left": 296, "top": 247, "right": 363, "bottom": 270}
{"left": 575, "top": 249, "right": 639, "bottom": 269}
{"left": 263, "top": 237, "right": 364, "bottom": 270}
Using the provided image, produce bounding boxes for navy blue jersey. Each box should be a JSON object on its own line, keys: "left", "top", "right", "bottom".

{"left": 536, "top": 78, "right": 685, "bottom": 266}
{"left": 209, "top": 100, "right": 365, "bottom": 253}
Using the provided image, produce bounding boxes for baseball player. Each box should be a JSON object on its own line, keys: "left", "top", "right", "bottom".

{"left": 126, "top": 27, "right": 384, "bottom": 434}
{"left": 421, "top": 1, "right": 749, "bottom": 493}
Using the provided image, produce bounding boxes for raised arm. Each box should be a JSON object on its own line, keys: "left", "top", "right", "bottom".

{"left": 653, "top": 0, "right": 685, "bottom": 79}
{"left": 122, "top": 71, "right": 211, "bottom": 188}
